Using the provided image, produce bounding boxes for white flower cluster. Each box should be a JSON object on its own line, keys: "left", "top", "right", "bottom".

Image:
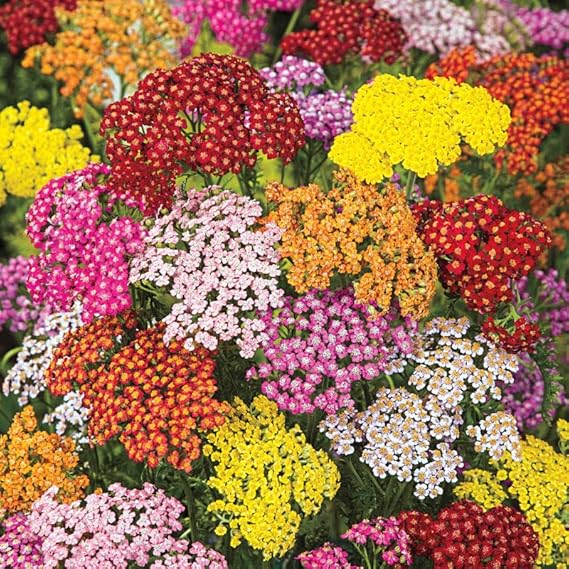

{"left": 466, "top": 411, "right": 521, "bottom": 461}
{"left": 43, "top": 391, "right": 90, "bottom": 447}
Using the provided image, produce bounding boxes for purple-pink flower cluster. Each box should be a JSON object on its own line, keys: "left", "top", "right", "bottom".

{"left": 0, "top": 513, "right": 44, "bottom": 568}
{"left": 25, "top": 163, "right": 145, "bottom": 323}
{"left": 297, "top": 543, "right": 360, "bottom": 569}
{"left": 0, "top": 256, "right": 51, "bottom": 334}
{"left": 129, "top": 187, "right": 283, "bottom": 358}
{"left": 28, "top": 483, "right": 227, "bottom": 569}
{"left": 172, "top": 0, "right": 303, "bottom": 58}
{"left": 247, "top": 288, "right": 416, "bottom": 415}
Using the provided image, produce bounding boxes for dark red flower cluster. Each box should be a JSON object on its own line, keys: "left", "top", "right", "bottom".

{"left": 399, "top": 500, "right": 539, "bottom": 569}
{"left": 413, "top": 195, "right": 551, "bottom": 313}
{"left": 0, "top": 0, "right": 76, "bottom": 54}
{"left": 101, "top": 53, "right": 305, "bottom": 214}
{"left": 47, "top": 315, "right": 228, "bottom": 472}
{"left": 427, "top": 48, "right": 569, "bottom": 176}
{"left": 280, "top": 0, "right": 407, "bottom": 66}
{"left": 482, "top": 316, "right": 541, "bottom": 354}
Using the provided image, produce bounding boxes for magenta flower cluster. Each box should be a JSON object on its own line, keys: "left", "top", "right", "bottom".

{"left": 0, "top": 513, "right": 44, "bottom": 568}
{"left": 172, "top": 0, "right": 303, "bottom": 58}
{"left": 28, "top": 483, "right": 227, "bottom": 569}
{"left": 247, "top": 288, "right": 416, "bottom": 415}
{"left": 260, "top": 56, "right": 353, "bottom": 148}
{"left": 297, "top": 543, "right": 359, "bottom": 569}
{"left": 25, "top": 163, "right": 145, "bottom": 323}
{"left": 129, "top": 187, "right": 283, "bottom": 358}
{"left": 0, "top": 256, "right": 51, "bottom": 334}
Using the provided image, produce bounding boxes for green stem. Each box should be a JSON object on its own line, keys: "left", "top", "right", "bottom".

{"left": 181, "top": 476, "right": 199, "bottom": 542}
{"left": 0, "top": 346, "right": 22, "bottom": 375}
{"left": 385, "top": 481, "right": 409, "bottom": 517}
{"left": 272, "top": 7, "right": 302, "bottom": 64}
{"left": 405, "top": 172, "right": 417, "bottom": 201}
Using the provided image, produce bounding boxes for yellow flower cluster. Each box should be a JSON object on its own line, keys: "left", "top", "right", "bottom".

{"left": 203, "top": 396, "right": 340, "bottom": 560}
{"left": 0, "top": 101, "right": 94, "bottom": 206}
{"left": 0, "top": 406, "right": 89, "bottom": 514}
{"left": 558, "top": 418, "right": 569, "bottom": 443}
{"left": 329, "top": 74, "right": 511, "bottom": 182}
{"left": 22, "top": 0, "right": 186, "bottom": 118}
{"left": 455, "top": 435, "right": 569, "bottom": 568}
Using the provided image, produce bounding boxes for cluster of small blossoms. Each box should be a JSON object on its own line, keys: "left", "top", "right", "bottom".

{"left": 265, "top": 171, "right": 437, "bottom": 319}
{"left": 482, "top": 316, "right": 541, "bottom": 354}
{"left": 413, "top": 195, "right": 551, "bottom": 313}
{"left": 173, "top": 0, "right": 303, "bottom": 58}
{"left": 0, "top": 0, "right": 76, "bottom": 54}
{"left": 427, "top": 50, "right": 569, "bottom": 176}
{"left": 101, "top": 53, "right": 305, "bottom": 214}
{"left": 28, "top": 483, "right": 228, "bottom": 569}
{"left": 399, "top": 500, "right": 539, "bottom": 568}
{"left": 2, "top": 304, "right": 82, "bottom": 405}
{"left": 0, "top": 101, "right": 93, "bottom": 206}
{"left": 260, "top": 57, "right": 353, "bottom": 148}
{"left": 453, "top": 469, "right": 508, "bottom": 511}
{"left": 321, "top": 388, "right": 464, "bottom": 500}
{"left": 281, "top": 0, "right": 407, "bottom": 66}
{"left": 0, "top": 256, "right": 51, "bottom": 335}
{"left": 455, "top": 434, "right": 569, "bottom": 567}
{"left": 247, "top": 287, "right": 416, "bottom": 415}
{"left": 22, "top": 0, "right": 186, "bottom": 118}
{"left": 43, "top": 391, "right": 90, "bottom": 447}
{"left": 47, "top": 316, "right": 228, "bottom": 472}
{"left": 0, "top": 406, "right": 88, "bottom": 514}
{"left": 130, "top": 188, "right": 283, "bottom": 358}
{"left": 0, "top": 513, "right": 44, "bottom": 568}
{"left": 297, "top": 544, "right": 358, "bottom": 569}
{"left": 329, "top": 74, "right": 510, "bottom": 183}
{"left": 26, "top": 163, "right": 145, "bottom": 322}
{"left": 203, "top": 396, "right": 340, "bottom": 559}
{"left": 465, "top": 411, "right": 521, "bottom": 461}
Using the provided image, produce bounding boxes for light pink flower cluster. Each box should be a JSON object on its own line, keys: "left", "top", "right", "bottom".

{"left": 172, "top": 0, "right": 303, "bottom": 58}
{"left": 28, "top": 483, "right": 227, "bottom": 569}
{"left": 247, "top": 288, "right": 416, "bottom": 415}
{"left": 25, "top": 164, "right": 145, "bottom": 322}
{"left": 130, "top": 187, "right": 283, "bottom": 358}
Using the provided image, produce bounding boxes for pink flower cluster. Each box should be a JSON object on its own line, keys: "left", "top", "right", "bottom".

{"left": 129, "top": 187, "right": 283, "bottom": 358}
{"left": 247, "top": 288, "right": 416, "bottom": 415}
{"left": 172, "top": 0, "right": 303, "bottom": 58}
{"left": 0, "top": 513, "right": 44, "bottom": 568}
{"left": 0, "top": 256, "right": 52, "bottom": 334}
{"left": 297, "top": 543, "right": 359, "bottom": 569}
{"left": 25, "top": 164, "right": 146, "bottom": 323}
{"left": 28, "top": 483, "right": 227, "bottom": 569}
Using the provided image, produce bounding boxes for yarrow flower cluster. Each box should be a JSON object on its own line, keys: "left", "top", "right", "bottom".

{"left": 297, "top": 543, "right": 358, "bottom": 569}
{"left": 482, "top": 316, "right": 542, "bottom": 354}
{"left": 0, "top": 101, "right": 93, "bottom": 206}
{"left": 2, "top": 304, "right": 82, "bottom": 405}
{"left": 247, "top": 287, "right": 416, "bottom": 415}
{"left": 260, "top": 56, "right": 353, "bottom": 148}
{"left": 203, "top": 396, "right": 340, "bottom": 559}
{"left": 28, "top": 483, "right": 228, "bottom": 569}
{"left": 47, "top": 315, "right": 228, "bottom": 472}
{"left": 0, "top": 513, "right": 44, "bottom": 568}
{"left": 26, "top": 163, "right": 145, "bottom": 322}
{"left": 43, "top": 391, "right": 90, "bottom": 447}
{"left": 0, "top": 0, "right": 76, "bottom": 54}
{"left": 101, "top": 53, "right": 305, "bottom": 214}
{"left": 172, "top": 0, "right": 303, "bottom": 58}
{"left": 22, "top": 0, "right": 186, "bottom": 118}
{"left": 329, "top": 74, "right": 511, "bottom": 182}
{"left": 465, "top": 411, "right": 521, "bottom": 461}
{"left": 281, "top": 0, "right": 407, "bottom": 66}
{"left": 399, "top": 500, "right": 540, "bottom": 568}
{"left": 413, "top": 194, "right": 551, "bottom": 314}
{"left": 265, "top": 170, "right": 437, "bottom": 319}
{"left": 0, "top": 406, "right": 88, "bottom": 514}
{"left": 130, "top": 187, "right": 283, "bottom": 358}
{"left": 0, "top": 256, "right": 51, "bottom": 335}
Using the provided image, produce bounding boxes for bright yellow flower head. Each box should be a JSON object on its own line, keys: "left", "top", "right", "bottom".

{"left": 204, "top": 396, "right": 340, "bottom": 560}
{"left": 0, "top": 406, "right": 89, "bottom": 514}
{"left": 0, "top": 101, "right": 94, "bottom": 206}
{"left": 558, "top": 418, "right": 569, "bottom": 443}
{"left": 329, "top": 74, "right": 511, "bottom": 183}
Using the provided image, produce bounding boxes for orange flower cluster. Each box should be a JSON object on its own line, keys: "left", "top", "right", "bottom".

{"left": 47, "top": 316, "right": 228, "bottom": 472}
{"left": 427, "top": 48, "right": 569, "bottom": 176}
{"left": 0, "top": 406, "right": 88, "bottom": 514}
{"left": 514, "top": 157, "right": 569, "bottom": 253}
{"left": 265, "top": 170, "right": 437, "bottom": 319}
{"left": 22, "top": 0, "right": 186, "bottom": 117}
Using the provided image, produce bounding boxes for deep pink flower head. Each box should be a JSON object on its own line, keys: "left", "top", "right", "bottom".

{"left": 0, "top": 513, "right": 44, "bottom": 568}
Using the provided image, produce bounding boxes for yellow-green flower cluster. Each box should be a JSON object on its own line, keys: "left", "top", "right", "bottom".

{"left": 455, "top": 434, "right": 569, "bottom": 568}
{"left": 0, "top": 101, "right": 94, "bottom": 206}
{"left": 203, "top": 396, "right": 340, "bottom": 560}
{"left": 329, "top": 74, "right": 511, "bottom": 183}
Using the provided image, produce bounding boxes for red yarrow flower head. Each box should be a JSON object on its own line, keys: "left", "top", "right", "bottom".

{"left": 101, "top": 53, "right": 305, "bottom": 214}
{"left": 482, "top": 316, "right": 541, "bottom": 354}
